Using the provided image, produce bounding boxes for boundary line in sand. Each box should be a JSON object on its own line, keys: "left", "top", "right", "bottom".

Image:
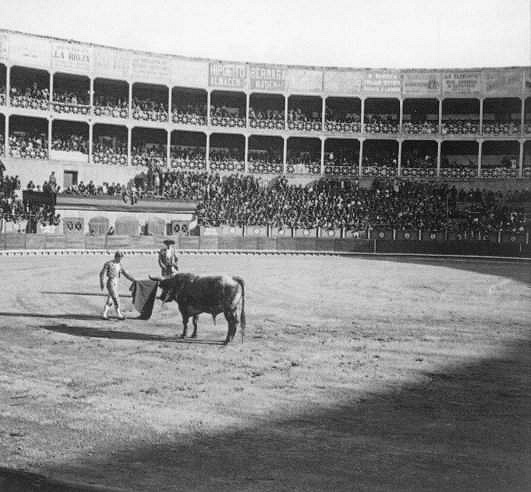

{"left": 0, "top": 248, "right": 530, "bottom": 262}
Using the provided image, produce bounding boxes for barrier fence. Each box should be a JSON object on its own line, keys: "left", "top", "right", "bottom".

{"left": 0, "top": 233, "right": 529, "bottom": 258}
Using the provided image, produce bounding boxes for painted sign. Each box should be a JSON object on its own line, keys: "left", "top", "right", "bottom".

{"left": 52, "top": 42, "right": 91, "bottom": 73}
{"left": 172, "top": 59, "right": 209, "bottom": 87}
{"left": 442, "top": 71, "right": 482, "bottom": 94}
{"left": 324, "top": 70, "right": 364, "bottom": 94}
{"left": 483, "top": 69, "right": 522, "bottom": 94}
{"left": 131, "top": 54, "right": 170, "bottom": 83}
{"left": 249, "top": 65, "right": 286, "bottom": 91}
{"left": 93, "top": 47, "right": 131, "bottom": 79}
{"left": 402, "top": 71, "right": 441, "bottom": 96}
{"left": 9, "top": 33, "right": 51, "bottom": 69}
{"left": 363, "top": 71, "right": 401, "bottom": 95}
{"left": 286, "top": 68, "right": 323, "bottom": 93}
{"left": 209, "top": 62, "right": 247, "bottom": 88}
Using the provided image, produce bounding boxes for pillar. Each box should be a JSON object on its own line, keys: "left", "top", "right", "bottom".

{"left": 166, "top": 129, "right": 171, "bottom": 168}
{"left": 206, "top": 132, "right": 210, "bottom": 171}
{"left": 207, "top": 90, "right": 211, "bottom": 126}
{"left": 89, "top": 77, "right": 94, "bottom": 109}
{"left": 359, "top": 139, "right": 364, "bottom": 175}
{"left": 5, "top": 114, "right": 9, "bottom": 156}
{"left": 48, "top": 119, "right": 52, "bottom": 157}
{"left": 50, "top": 72, "right": 54, "bottom": 107}
{"left": 320, "top": 137, "right": 325, "bottom": 176}
{"left": 127, "top": 126, "right": 132, "bottom": 166}
{"left": 283, "top": 137, "right": 287, "bottom": 174}
{"left": 521, "top": 97, "right": 525, "bottom": 136}
{"left": 519, "top": 140, "right": 524, "bottom": 178}
{"left": 284, "top": 95, "right": 289, "bottom": 129}
{"left": 399, "top": 99, "right": 403, "bottom": 133}
{"left": 438, "top": 98, "right": 443, "bottom": 133}
{"left": 5, "top": 65, "right": 10, "bottom": 105}
{"left": 128, "top": 82, "right": 133, "bottom": 118}
{"left": 244, "top": 134, "right": 249, "bottom": 173}
{"left": 88, "top": 123, "right": 93, "bottom": 163}
{"left": 322, "top": 97, "right": 326, "bottom": 130}
{"left": 168, "top": 86, "right": 172, "bottom": 119}
{"left": 436, "top": 140, "right": 442, "bottom": 177}
{"left": 477, "top": 140, "right": 482, "bottom": 177}
{"left": 246, "top": 92, "right": 250, "bottom": 128}
{"left": 397, "top": 139, "right": 402, "bottom": 176}
{"left": 360, "top": 98, "right": 365, "bottom": 134}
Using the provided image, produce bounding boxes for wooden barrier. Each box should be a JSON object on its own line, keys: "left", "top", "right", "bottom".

{"left": 199, "top": 237, "right": 219, "bottom": 249}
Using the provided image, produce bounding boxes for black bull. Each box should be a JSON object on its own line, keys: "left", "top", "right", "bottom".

{"left": 150, "top": 273, "right": 246, "bottom": 344}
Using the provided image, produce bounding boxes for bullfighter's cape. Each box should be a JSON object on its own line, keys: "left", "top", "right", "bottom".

{"left": 129, "top": 280, "right": 158, "bottom": 320}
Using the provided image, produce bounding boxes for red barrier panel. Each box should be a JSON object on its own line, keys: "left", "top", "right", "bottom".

{"left": 25, "top": 235, "right": 46, "bottom": 249}
{"left": 85, "top": 236, "right": 106, "bottom": 249}
{"left": 199, "top": 237, "right": 219, "bottom": 249}
{"left": 146, "top": 218, "right": 166, "bottom": 236}
{"left": 180, "top": 237, "right": 200, "bottom": 249}
{"left": 218, "top": 225, "right": 243, "bottom": 237}
{"left": 276, "top": 238, "right": 296, "bottom": 250}
{"left": 88, "top": 216, "right": 109, "bottom": 235}
{"left": 257, "top": 238, "right": 277, "bottom": 250}
{"left": 105, "top": 235, "right": 136, "bottom": 250}
{"left": 44, "top": 235, "right": 68, "bottom": 249}
{"left": 315, "top": 239, "right": 335, "bottom": 251}
{"left": 4, "top": 234, "right": 26, "bottom": 249}
{"left": 241, "top": 238, "right": 259, "bottom": 250}
{"left": 115, "top": 217, "right": 140, "bottom": 236}
{"left": 64, "top": 236, "right": 86, "bottom": 249}
{"left": 501, "top": 232, "right": 527, "bottom": 244}
{"left": 334, "top": 239, "right": 373, "bottom": 252}
{"left": 294, "top": 238, "right": 317, "bottom": 250}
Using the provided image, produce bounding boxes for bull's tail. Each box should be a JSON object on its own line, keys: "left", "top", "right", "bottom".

{"left": 233, "top": 276, "right": 246, "bottom": 343}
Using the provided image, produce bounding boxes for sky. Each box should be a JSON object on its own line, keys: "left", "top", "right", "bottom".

{"left": 0, "top": 0, "right": 529, "bottom": 69}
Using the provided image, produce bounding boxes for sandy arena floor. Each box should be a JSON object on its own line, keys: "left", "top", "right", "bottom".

{"left": 0, "top": 253, "right": 530, "bottom": 491}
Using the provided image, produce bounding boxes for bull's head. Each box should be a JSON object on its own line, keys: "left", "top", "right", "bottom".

{"left": 149, "top": 274, "right": 189, "bottom": 303}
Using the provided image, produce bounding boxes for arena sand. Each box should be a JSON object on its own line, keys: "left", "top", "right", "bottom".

{"left": 0, "top": 254, "right": 530, "bottom": 491}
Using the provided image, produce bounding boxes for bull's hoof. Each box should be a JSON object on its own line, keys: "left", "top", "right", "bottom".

{"left": 190, "top": 333, "right": 197, "bottom": 338}
{"left": 180, "top": 334, "right": 186, "bottom": 339}
{"left": 223, "top": 338, "right": 230, "bottom": 345}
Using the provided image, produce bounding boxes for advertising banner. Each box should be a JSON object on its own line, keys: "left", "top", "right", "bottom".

{"left": 324, "top": 70, "right": 364, "bottom": 94}
{"left": 483, "top": 69, "right": 522, "bottom": 95}
{"left": 286, "top": 68, "right": 323, "bottom": 93}
{"left": 209, "top": 62, "right": 247, "bottom": 89}
{"left": 52, "top": 42, "right": 91, "bottom": 74}
{"left": 93, "top": 46, "right": 131, "bottom": 80}
{"left": 402, "top": 71, "right": 441, "bottom": 96}
{"left": 363, "top": 71, "right": 401, "bottom": 95}
{"left": 249, "top": 65, "right": 286, "bottom": 91}
{"left": 9, "top": 33, "right": 51, "bottom": 69}
{"left": 442, "top": 71, "right": 481, "bottom": 95}
{"left": 132, "top": 54, "right": 170, "bottom": 83}
{"left": 172, "top": 58, "right": 209, "bottom": 87}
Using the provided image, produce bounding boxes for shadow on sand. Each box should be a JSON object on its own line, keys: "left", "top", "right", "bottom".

{"left": 1, "top": 256, "right": 530, "bottom": 491}
{"left": 42, "top": 323, "right": 224, "bottom": 345}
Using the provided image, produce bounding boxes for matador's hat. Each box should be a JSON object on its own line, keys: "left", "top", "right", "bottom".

{"left": 163, "top": 239, "right": 175, "bottom": 246}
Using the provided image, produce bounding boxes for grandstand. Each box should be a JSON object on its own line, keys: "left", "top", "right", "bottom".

{"left": 0, "top": 29, "right": 530, "bottom": 252}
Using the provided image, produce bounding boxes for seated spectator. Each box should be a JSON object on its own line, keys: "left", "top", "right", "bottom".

{"left": 52, "top": 133, "right": 89, "bottom": 154}
{"left": 247, "top": 149, "right": 283, "bottom": 174}
{"left": 172, "top": 103, "right": 207, "bottom": 126}
{"left": 93, "top": 94, "right": 129, "bottom": 119}
{"left": 249, "top": 107, "right": 285, "bottom": 129}
{"left": 402, "top": 120, "right": 438, "bottom": 135}
{"left": 170, "top": 146, "right": 206, "bottom": 171}
{"left": 209, "top": 147, "right": 244, "bottom": 173}
{"left": 210, "top": 105, "right": 246, "bottom": 128}
{"left": 10, "top": 83, "right": 50, "bottom": 110}
{"left": 364, "top": 115, "right": 399, "bottom": 134}
{"left": 9, "top": 132, "right": 48, "bottom": 160}
{"left": 92, "top": 141, "right": 128, "bottom": 165}
{"left": 53, "top": 88, "right": 90, "bottom": 114}
{"left": 132, "top": 97, "right": 168, "bottom": 122}
{"left": 287, "top": 107, "right": 322, "bottom": 131}
{"left": 482, "top": 120, "right": 520, "bottom": 136}
{"left": 325, "top": 108, "right": 361, "bottom": 133}
{"left": 132, "top": 142, "right": 167, "bottom": 168}
{"left": 441, "top": 119, "right": 479, "bottom": 135}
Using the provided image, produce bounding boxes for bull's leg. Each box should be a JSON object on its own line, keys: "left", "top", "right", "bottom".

{"left": 191, "top": 315, "right": 199, "bottom": 338}
{"left": 181, "top": 313, "right": 189, "bottom": 338}
{"left": 224, "top": 310, "right": 238, "bottom": 344}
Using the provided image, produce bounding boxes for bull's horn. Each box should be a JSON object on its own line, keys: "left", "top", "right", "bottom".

{"left": 149, "top": 275, "right": 163, "bottom": 281}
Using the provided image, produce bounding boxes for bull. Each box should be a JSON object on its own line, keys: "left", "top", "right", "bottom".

{"left": 150, "top": 273, "right": 246, "bottom": 344}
